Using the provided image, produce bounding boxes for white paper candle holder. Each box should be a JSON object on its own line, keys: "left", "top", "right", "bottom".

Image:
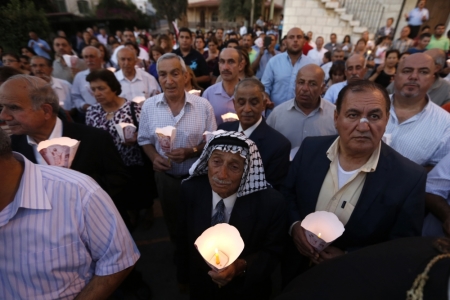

{"left": 221, "top": 112, "right": 239, "bottom": 123}
{"left": 203, "top": 129, "right": 227, "bottom": 143}
{"left": 62, "top": 54, "right": 78, "bottom": 68}
{"left": 195, "top": 223, "right": 245, "bottom": 272}
{"left": 37, "top": 137, "right": 80, "bottom": 168}
{"left": 155, "top": 126, "right": 176, "bottom": 153}
{"left": 301, "top": 211, "right": 345, "bottom": 252}
{"left": 114, "top": 123, "right": 136, "bottom": 142}
{"left": 132, "top": 96, "right": 146, "bottom": 106}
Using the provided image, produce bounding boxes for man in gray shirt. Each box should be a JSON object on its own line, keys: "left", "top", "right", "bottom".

{"left": 267, "top": 64, "right": 337, "bottom": 154}
{"left": 52, "top": 36, "right": 86, "bottom": 83}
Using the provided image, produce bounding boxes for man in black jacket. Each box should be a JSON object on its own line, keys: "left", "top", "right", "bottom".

{"left": 176, "top": 131, "right": 287, "bottom": 300}
{"left": 0, "top": 75, "right": 130, "bottom": 211}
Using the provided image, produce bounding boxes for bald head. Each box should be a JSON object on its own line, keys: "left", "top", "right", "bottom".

{"left": 118, "top": 47, "right": 137, "bottom": 59}
{"left": 345, "top": 55, "right": 366, "bottom": 82}
{"left": 295, "top": 64, "right": 325, "bottom": 111}
{"left": 424, "top": 48, "right": 446, "bottom": 73}
{"left": 286, "top": 27, "right": 306, "bottom": 55}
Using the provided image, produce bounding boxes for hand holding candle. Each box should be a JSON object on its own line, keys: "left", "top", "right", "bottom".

{"left": 300, "top": 211, "right": 345, "bottom": 252}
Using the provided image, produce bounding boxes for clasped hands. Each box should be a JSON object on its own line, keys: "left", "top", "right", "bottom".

{"left": 153, "top": 148, "right": 193, "bottom": 171}
{"left": 291, "top": 222, "right": 344, "bottom": 264}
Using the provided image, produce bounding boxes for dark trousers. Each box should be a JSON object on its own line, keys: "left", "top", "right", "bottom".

{"left": 409, "top": 25, "right": 421, "bottom": 39}
{"left": 154, "top": 171, "right": 184, "bottom": 241}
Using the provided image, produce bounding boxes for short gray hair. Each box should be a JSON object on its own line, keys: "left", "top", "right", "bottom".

{"left": 156, "top": 53, "right": 187, "bottom": 73}
{"left": 6, "top": 75, "right": 59, "bottom": 114}
{"left": 82, "top": 46, "right": 102, "bottom": 58}
{"left": 233, "top": 78, "right": 266, "bottom": 100}
{"left": 0, "top": 127, "right": 12, "bottom": 158}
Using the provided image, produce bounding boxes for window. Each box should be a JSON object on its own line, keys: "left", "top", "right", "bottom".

{"left": 77, "top": 0, "right": 90, "bottom": 14}
{"left": 211, "top": 11, "right": 218, "bottom": 22}
{"left": 56, "top": 0, "right": 67, "bottom": 12}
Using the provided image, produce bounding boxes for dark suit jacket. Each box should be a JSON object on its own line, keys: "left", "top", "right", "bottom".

{"left": 218, "top": 119, "right": 291, "bottom": 190}
{"left": 284, "top": 135, "right": 426, "bottom": 251}
{"left": 176, "top": 175, "right": 287, "bottom": 300}
{"left": 277, "top": 237, "right": 450, "bottom": 300}
{"left": 11, "top": 121, "right": 130, "bottom": 205}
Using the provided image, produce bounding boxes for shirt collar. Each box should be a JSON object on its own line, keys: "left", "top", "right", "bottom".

{"left": 51, "top": 77, "right": 63, "bottom": 90}
{"left": 117, "top": 69, "right": 142, "bottom": 82}
{"left": 156, "top": 91, "right": 194, "bottom": 106}
{"left": 326, "top": 137, "right": 381, "bottom": 173}
{"left": 287, "top": 98, "right": 324, "bottom": 114}
{"left": 215, "top": 82, "right": 234, "bottom": 99}
{"left": 390, "top": 93, "right": 431, "bottom": 115}
{"left": 212, "top": 190, "right": 237, "bottom": 211}
{"left": 12, "top": 152, "right": 52, "bottom": 211}
{"left": 26, "top": 117, "right": 63, "bottom": 146}
{"left": 238, "top": 117, "right": 262, "bottom": 137}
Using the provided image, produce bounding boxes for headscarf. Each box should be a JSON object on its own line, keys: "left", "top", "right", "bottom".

{"left": 185, "top": 131, "right": 269, "bottom": 197}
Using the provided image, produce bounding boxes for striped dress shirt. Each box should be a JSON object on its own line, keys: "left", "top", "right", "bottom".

{"left": 137, "top": 92, "right": 217, "bottom": 175}
{"left": 0, "top": 153, "right": 140, "bottom": 300}
{"left": 386, "top": 95, "right": 450, "bottom": 166}
{"left": 423, "top": 152, "right": 450, "bottom": 237}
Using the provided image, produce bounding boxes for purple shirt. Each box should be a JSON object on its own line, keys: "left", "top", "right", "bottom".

{"left": 202, "top": 82, "right": 236, "bottom": 126}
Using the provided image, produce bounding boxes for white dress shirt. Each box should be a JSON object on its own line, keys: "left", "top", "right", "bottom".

{"left": 115, "top": 68, "right": 160, "bottom": 100}
{"left": 71, "top": 69, "right": 98, "bottom": 110}
{"left": 27, "top": 118, "right": 63, "bottom": 165}
{"left": 51, "top": 77, "right": 73, "bottom": 110}
{"left": 307, "top": 47, "right": 328, "bottom": 66}
{"left": 238, "top": 117, "right": 262, "bottom": 137}
{"left": 211, "top": 191, "right": 237, "bottom": 223}
{"left": 386, "top": 94, "right": 450, "bottom": 166}
{"left": 96, "top": 34, "right": 108, "bottom": 45}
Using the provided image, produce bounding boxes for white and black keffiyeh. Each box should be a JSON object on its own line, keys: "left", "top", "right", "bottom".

{"left": 185, "top": 131, "right": 269, "bottom": 197}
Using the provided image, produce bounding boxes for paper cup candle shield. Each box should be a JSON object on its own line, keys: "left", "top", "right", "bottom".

{"left": 301, "top": 211, "right": 345, "bottom": 252}
{"left": 37, "top": 137, "right": 80, "bottom": 168}
{"left": 195, "top": 223, "right": 245, "bottom": 272}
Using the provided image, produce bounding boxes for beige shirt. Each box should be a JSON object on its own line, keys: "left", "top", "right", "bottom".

{"left": 315, "top": 137, "right": 381, "bottom": 225}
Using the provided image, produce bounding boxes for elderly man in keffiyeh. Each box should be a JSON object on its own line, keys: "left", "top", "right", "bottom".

{"left": 176, "top": 131, "right": 287, "bottom": 300}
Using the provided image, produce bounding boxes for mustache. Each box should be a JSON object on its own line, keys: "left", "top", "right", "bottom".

{"left": 212, "top": 176, "right": 232, "bottom": 185}
{"left": 403, "top": 82, "right": 420, "bottom": 87}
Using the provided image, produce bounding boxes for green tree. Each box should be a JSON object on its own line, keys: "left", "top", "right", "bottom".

{"left": 95, "top": 0, "right": 154, "bottom": 29}
{"left": 0, "top": 0, "right": 51, "bottom": 52}
{"left": 149, "top": 0, "right": 187, "bottom": 31}
{"left": 219, "top": 0, "right": 262, "bottom": 22}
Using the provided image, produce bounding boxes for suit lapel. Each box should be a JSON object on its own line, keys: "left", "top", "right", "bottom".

{"left": 229, "top": 194, "right": 254, "bottom": 243}
{"left": 12, "top": 135, "right": 37, "bottom": 164}
{"left": 346, "top": 143, "right": 390, "bottom": 226}
{"left": 61, "top": 122, "right": 81, "bottom": 169}
{"left": 248, "top": 118, "right": 266, "bottom": 142}
{"left": 193, "top": 178, "right": 214, "bottom": 234}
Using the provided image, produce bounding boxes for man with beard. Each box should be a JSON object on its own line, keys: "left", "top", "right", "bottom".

{"left": 52, "top": 36, "right": 87, "bottom": 83}
{"left": 203, "top": 48, "right": 244, "bottom": 125}
{"left": 384, "top": 53, "right": 450, "bottom": 168}
{"left": 323, "top": 54, "right": 367, "bottom": 104}
{"left": 261, "top": 27, "right": 315, "bottom": 108}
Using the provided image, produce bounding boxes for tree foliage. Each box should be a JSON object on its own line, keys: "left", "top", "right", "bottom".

{"left": 0, "top": 0, "right": 51, "bottom": 52}
{"left": 148, "top": 0, "right": 187, "bottom": 31}
{"left": 219, "top": 0, "right": 262, "bottom": 21}
{"left": 95, "top": 0, "right": 154, "bottom": 29}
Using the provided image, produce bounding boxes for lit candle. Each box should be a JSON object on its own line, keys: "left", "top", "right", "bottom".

{"left": 215, "top": 248, "right": 220, "bottom": 265}
{"left": 318, "top": 232, "right": 322, "bottom": 239}
{"left": 364, "top": 50, "right": 372, "bottom": 68}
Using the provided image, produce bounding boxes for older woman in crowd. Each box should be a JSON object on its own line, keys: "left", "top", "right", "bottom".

{"left": 323, "top": 61, "right": 346, "bottom": 96}
{"left": 85, "top": 69, "right": 156, "bottom": 229}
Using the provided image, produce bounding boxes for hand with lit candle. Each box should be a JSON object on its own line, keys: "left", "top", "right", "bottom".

{"left": 291, "top": 222, "right": 319, "bottom": 262}
{"left": 208, "top": 259, "right": 247, "bottom": 287}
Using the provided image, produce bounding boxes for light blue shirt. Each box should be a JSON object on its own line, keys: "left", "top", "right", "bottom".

{"left": 202, "top": 82, "right": 236, "bottom": 125}
{"left": 28, "top": 38, "right": 51, "bottom": 59}
{"left": 423, "top": 152, "right": 450, "bottom": 237}
{"left": 256, "top": 50, "right": 280, "bottom": 79}
{"left": 138, "top": 92, "right": 217, "bottom": 175}
{"left": 52, "top": 77, "right": 73, "bottom": 110}
{"left": 407, "top": 7, "right": 429, "bottom": 26}
{"left": 71, "top": 69, "right": 97, "bottom": 110}
{"left": 0, "top": 153, "right": 140, "bottom": 300}
{"left": 261, "top": 52, "right": 317, "bottom": 107}
{"left": 386, "top": 94, "right": 450, "bottom": 166}
{"left": 323, "top": 81, "right": 348, "bottom": 104}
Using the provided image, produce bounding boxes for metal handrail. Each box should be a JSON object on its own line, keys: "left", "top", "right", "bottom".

{"left": 338, "top": 0, "right": 385, "bottom": 34}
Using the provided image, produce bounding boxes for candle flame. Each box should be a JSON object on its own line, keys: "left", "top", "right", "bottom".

{"left": 318, "top": 232, "right": 322, "bottom": 238}
{"left": 215, "top": 248, "right": 220, "bottom": 265}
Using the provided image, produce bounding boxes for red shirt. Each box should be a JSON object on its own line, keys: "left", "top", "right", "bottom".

{"left": 302, "top": 43, "right": 313, "bottom": 55}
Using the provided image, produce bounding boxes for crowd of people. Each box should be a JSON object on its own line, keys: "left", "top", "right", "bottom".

{"left": 1, "top": 6, "right": 450, "bottom": 299}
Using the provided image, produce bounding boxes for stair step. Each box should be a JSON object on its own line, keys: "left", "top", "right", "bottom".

{"left": 353, "top": 26, "right": 368, "bottom": 33}
{"left": 349, "top": 20, "right": 360, "bottom": 26}
{"left": 340, "top": 13, "right": 353, "bottom": 21}
{"left": 325, "top": 1, "right": 339, "bottom": 8}
{"left": 334, "top": 8, "right": 346, "bottom": 14}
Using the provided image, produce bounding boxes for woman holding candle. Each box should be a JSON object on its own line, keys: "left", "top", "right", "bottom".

{"left": 85, "top": 69, "right": 157, "bottom": 229}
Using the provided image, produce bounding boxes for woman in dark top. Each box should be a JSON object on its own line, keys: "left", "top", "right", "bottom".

{"left": 369, "top": 49, "right": 400, "bottom": 88}
{"left": 85, "top": 69, "right": 157, "bottom": 229}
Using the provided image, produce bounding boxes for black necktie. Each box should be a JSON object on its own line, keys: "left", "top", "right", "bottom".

{"left": 211, "top": 199, "right": 226, "bottom": 226}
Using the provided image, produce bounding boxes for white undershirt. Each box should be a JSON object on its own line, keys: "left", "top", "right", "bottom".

{"left": 238, "top": 117, "right": 262, "bottom": 137}
{"left": 337, "top": 159, "right": 359, "bottom": 190}
{"left": 211, "top": 191, "right": 237, "bottom": 223}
